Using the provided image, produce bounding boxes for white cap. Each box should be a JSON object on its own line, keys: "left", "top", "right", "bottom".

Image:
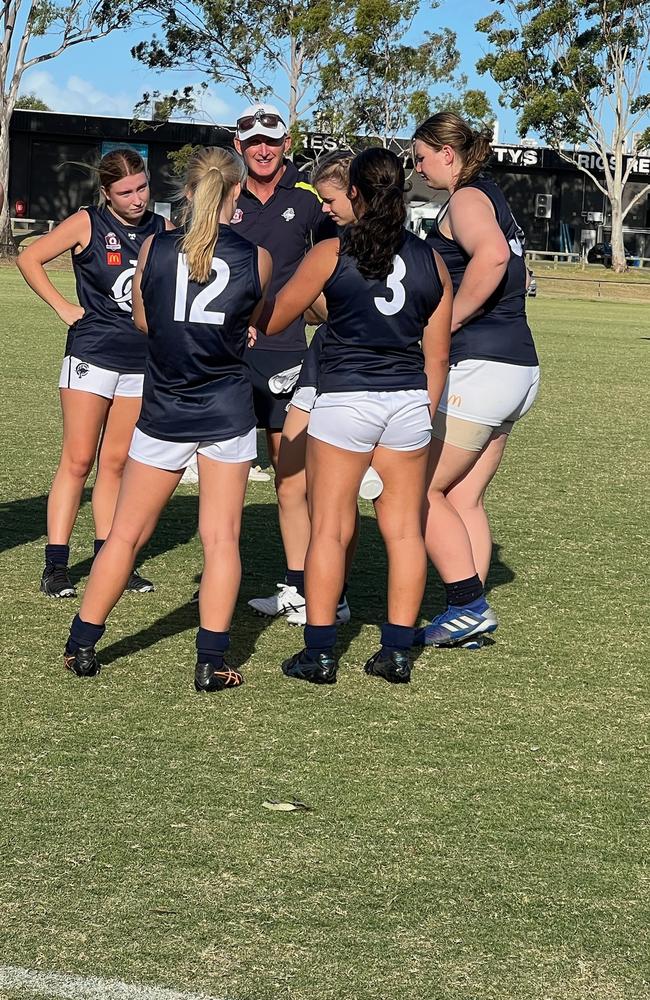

{"left": 236, "top": 103, "right": 287, "bottom": 142}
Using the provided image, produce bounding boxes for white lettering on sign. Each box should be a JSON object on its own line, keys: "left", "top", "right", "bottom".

{"left": 491, "top": 146, "right": 540, "bottom": 166}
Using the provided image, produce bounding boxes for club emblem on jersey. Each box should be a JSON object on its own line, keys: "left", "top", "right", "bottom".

{"left": 75, "top": 362, "right": 89, "bottom": 378}
{"left": 128, "top": 232, "right": 137, "bottom": 239}
{"left": 111, "top": 260, "right": 138, "bottom": 312}
{"left": 107, "top": 251, "right": 122, "bottom": 266}
{"left": 105, "top": 231, "right": 121, "bottom": 251}
{"left": 231, "top": 208, "right": 243, "bottom": 224}
{"left": 282, "top": 207, "right": 295, "bottom": 222}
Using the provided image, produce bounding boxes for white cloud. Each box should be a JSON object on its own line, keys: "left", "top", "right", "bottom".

{"left": 19, "top": 69, "right": 235, "bottom": 125}
{"left": 20, "top": 69, "right": 137, "bottom": 118}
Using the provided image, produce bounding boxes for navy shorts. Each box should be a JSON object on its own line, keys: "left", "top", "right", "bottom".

{"left": 247, "top": 348, "right": 306, "bottom": 430}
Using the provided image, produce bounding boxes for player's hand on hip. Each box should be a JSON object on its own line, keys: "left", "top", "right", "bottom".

{"left": 58, "top": 303, "right": 85, "bottom": 327}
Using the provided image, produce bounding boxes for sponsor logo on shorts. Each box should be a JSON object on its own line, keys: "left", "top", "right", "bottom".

{"left": 75, "top": 362, "right": 89, "bottom": 378}
{"left": 282, "top": 207, "right": 295, "bottom": 222}
{"left": 107, "top": 251, "right": 122, "bottom": 266}
{"left": 231, "top": 208, "right": 244, "bottom": 224}
{"left": 448, "top": 393, "right": 463, "bottom": 407}
{"left": 105, "top": 231, "right": 121, "bottom": 251}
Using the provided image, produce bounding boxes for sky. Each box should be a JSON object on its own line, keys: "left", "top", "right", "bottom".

{"left": 18, "top": 1, "right": 522, "bottom": 141}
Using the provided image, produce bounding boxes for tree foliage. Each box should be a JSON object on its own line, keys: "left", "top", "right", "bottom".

{"left": 476, "top": 0, "right": 650, "bottom": 270}
{"left": 15, "top": 93, "right": 51, "bottom": 111}
{"left": 135, "top": 1, "right": 355, "bottom": 125}
{"left": 317, "top": 0, "right": 492, "bottom": 147}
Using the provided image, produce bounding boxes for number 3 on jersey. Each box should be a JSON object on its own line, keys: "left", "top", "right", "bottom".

{"left": 374, "top": 254, "right": 406, "bottom": 316}
{"left": 174, "top": 254, "right": 230, "bottom": 325}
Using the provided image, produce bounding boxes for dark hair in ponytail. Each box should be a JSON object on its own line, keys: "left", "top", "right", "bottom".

{"left": 340, "top": 147, "right": 406, "bottom": 282}
{"left": 413, "top": 111, "right": 493, "bottom": 188}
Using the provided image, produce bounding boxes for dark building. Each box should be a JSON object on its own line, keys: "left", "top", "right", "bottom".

{"left": 8, "top": 109, "right": 650, "bottom": 257}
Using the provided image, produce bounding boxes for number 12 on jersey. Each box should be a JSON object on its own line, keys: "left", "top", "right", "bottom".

{"left": 174, "top": 254, "right": 231, "bottom": 325}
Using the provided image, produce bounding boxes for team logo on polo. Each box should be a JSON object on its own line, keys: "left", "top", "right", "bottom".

{"left": 75, "top": 362, "right": 89, "bottom": 378}
{"left": 282, "top": 208, "right": 295, "bottom": 222}
{"left": 105, "top": 231, "right": 121, "bottom": 251}
{"left": 231, "top": 208, "right": 244, "bottom": 224}
{"left": 111, "top": 260, "right": 138, "bottom": 312}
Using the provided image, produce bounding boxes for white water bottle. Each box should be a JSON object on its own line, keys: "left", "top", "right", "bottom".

{"left": 358, "top": 466, "right": 384, "bottom": 501}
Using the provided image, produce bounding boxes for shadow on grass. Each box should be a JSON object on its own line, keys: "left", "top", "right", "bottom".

{"left": 95, "top": 500, "right": 515, "bottom": 670}
{"left": 67, "top": 490, "right": 201, "bottom": 584}
{"left": 0, "top": 493, "right": 51, "bottom": 554}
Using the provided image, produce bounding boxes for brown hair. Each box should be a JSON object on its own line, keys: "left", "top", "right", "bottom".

{"left": 180, "top": 146, "right": 247, "bottom": 284}
{"left": 413, "top": 112, "right": 493, "bottom": 188}
{"left": 98, "top": 148, "right": 148, "bottom": 204}
{"left": 340, "top": 147, "right": 406, "bottom": 282}
{"left": 312, "top": 150, "right": 354, "bottom": 190}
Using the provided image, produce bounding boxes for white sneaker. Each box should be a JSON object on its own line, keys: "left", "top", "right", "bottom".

{"left": 248, "top": 465, "right": 271, "bottom": 482}
{"left": 248, "top": 583, "right": 306, "bottom": 618}
{"left": 285, "top": 596, "right": 351, "bottom": 627}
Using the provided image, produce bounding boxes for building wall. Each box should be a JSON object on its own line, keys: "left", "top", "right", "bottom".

{"left": 9, "top": 111, "right": 650, "bottom": 255}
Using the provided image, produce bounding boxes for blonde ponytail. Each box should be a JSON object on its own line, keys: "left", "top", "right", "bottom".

{"left": 413, "top": 112, "right": 494, "bottom": 189}
{"left": 180, "top": 147, "right": 247, "bottom": 284}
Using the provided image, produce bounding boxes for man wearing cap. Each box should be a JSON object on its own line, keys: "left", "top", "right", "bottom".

{"left": 233, "top": 103, "right": 336, "bottom": 467}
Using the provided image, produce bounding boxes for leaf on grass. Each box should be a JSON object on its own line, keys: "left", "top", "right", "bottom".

{"left": 262, "top": 799, "right": 312, "bottom": 812}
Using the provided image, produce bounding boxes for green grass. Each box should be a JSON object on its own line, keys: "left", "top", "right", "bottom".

{"left": 0, "top": 270, "right": 648, "bottom": 1000}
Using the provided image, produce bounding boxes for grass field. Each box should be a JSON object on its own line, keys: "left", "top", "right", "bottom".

{"left": 0, "top": 270, "right": 648, "bottom": 1000}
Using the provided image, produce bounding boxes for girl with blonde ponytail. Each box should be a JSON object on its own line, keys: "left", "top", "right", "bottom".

{"left": 62, "top": 146, "right": 272, "bottom": 693}
{"left": 412, "top": 111, "right": 540, "bottom": 649}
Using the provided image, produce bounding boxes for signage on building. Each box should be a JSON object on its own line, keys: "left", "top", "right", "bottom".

{"left": 299, "top": 132, "right": 650, "bottom": 179}
{"left": 101, "top": 140, "right": 149, "bottom": 166}
{"left": 491, "top": 144, "right": 650, "bottom": 178}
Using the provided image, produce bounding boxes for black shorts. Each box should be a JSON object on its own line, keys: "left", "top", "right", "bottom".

{"left": 247, "top": 348, "right": 306, "bottom": 430}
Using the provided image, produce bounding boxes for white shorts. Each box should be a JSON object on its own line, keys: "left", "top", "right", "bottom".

{"left": 438, "top": 359, "right": 540, "bottom": 427}
{"left": 128, "top": 427, "right": 257, "bottom": 472}
{"left": 290, "top": 386, "right": 317, "bottom": 413}
{"left": 59, "top": 356, "right": 144, "bottom": 400}
{"left": 309, "top": 389, "right": 431, "bottom": 453}
{"left": 433, "top": 359, "right": 540, "bottom": 451}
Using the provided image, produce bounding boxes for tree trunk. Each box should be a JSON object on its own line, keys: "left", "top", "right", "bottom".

{"left": 0, "top": 114, "right": 15, "bottom": 256}
{"left": 610, "top": 197, "right": 626, "bottom": 273}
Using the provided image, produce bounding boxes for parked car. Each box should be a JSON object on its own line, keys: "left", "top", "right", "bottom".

{"left": 587, "top": 242, "right": 634, "bottom": 267}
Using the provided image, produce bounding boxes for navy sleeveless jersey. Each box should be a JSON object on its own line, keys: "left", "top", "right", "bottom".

{"left": 67, "top": 205, "right": 166, "bottom": 373}
{"left": 426, "top": 176, "right": 538, "bottom": 366}
{"left": 318, "top": 230, "right": 444, "bottom": 393}
{"left": 137, "top": 226, "right": 260, "bottom": 443}
{"left": 295, "top": 324, "right": 326, "bottom": 391}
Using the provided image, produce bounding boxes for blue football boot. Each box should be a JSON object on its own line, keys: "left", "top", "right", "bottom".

{"left": 414, "top": 602, "right": 498, "bottom": 648}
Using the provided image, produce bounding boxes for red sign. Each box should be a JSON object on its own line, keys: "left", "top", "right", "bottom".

{"left": 106, "top": 251, "right": 122, "bottom": 266}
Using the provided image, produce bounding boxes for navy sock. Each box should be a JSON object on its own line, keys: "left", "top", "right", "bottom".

{"left": 304, "top": 624, "right": 337, "bottom": 657}
{"left": 45, "top": 544, "right": 69, "bottom": 567}
{"left": 380, "top": 622, "right": 415, "bottom": 654}
{"left": 285, "top": 569, "right": 305, "bottom": 597}
{"left": 196, "top": 627, "right": 230, "bottom": 667}
{"left": 93, "top": 539, "right": 106, "bottom": 557}
{"left": 67, "top": 613, "right": 105, "bottom": 653}
{"left": 445, "top": 575, "right": 484, "bottom": 608}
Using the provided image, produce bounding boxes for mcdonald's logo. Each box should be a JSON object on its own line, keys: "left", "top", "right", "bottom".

{"left": 448, "top": 393, "right": 463, "bottom": 407}
{"left": 106, "top": 251, "right": 122, "bottom": 266}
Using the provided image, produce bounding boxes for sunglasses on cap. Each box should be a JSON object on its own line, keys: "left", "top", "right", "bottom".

{"left": 237, "top": 110, "right": 286, "bottom": 132}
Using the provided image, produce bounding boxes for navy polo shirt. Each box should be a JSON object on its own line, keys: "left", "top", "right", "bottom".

{"left": 232, "top": 159, "right": 337, "bottom": 351}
